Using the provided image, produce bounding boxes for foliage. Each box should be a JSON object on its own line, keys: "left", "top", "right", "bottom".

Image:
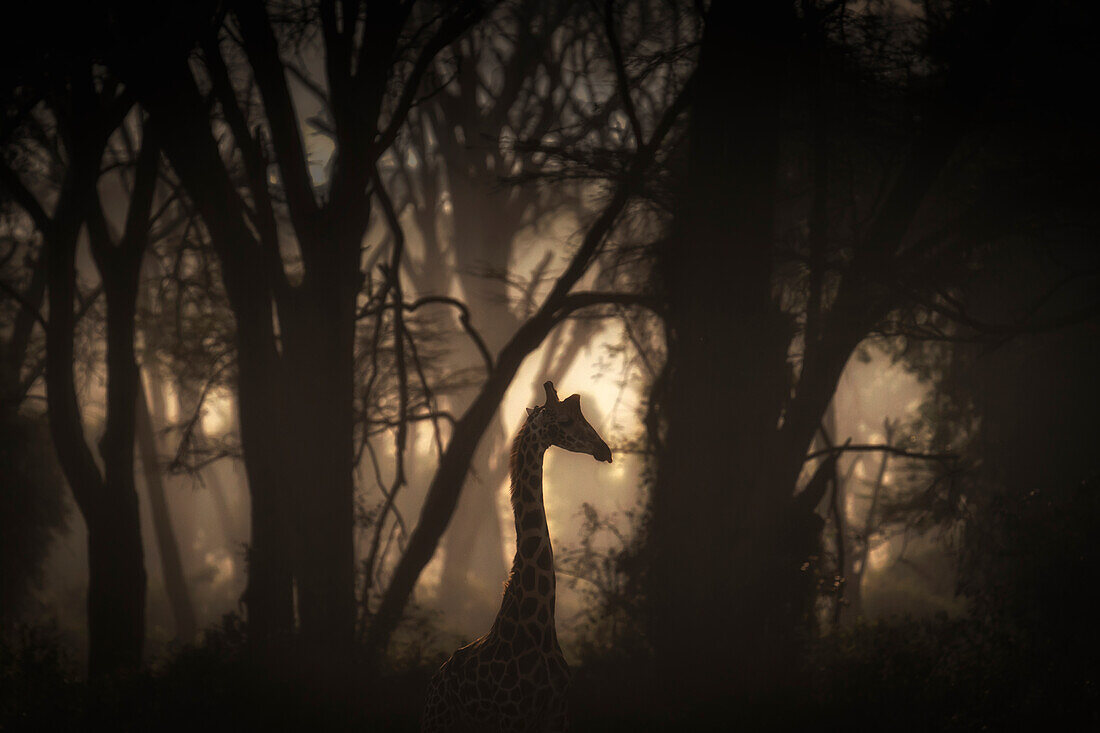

{"left": 1, "top": 0, "right": 1098, "bottom": 721}
{"left": 869, "top": 255, "right": 1100, "bottom": 726}
{"left": 4, "top": 608, "right": 1098, "bottom": 730}
{"left": 810, "top": 615, "right": 1012, "bottom": 730}
{"left": 379, "top": 602, "right": 466, "bottom": 675}
{"left": 0, "top": 413, "right": 67, "bottom": 619}
{"left": 559, "top": 501, "right": 651, "bottom": 667}
{"left": 956, "top": 473, "right": 1100, "bottom": 682}
{"left": 0, "top": 622, "right": 79, "bottom": 729}
{"left": 1, "top": 613, "right": 437, "bottom": 731}
{"left": 810, "top": 612, "right": 1099, "bottom": 730}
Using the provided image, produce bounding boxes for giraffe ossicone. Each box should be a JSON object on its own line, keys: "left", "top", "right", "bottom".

{"left": 421, "top": 380, "right": 612, "bottom": 732}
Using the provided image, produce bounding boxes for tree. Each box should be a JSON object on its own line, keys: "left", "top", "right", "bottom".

{"left": 1, "top": 46, "right": 163, "bottom": 673}
{"left": 390, "top": 0, "right": 624, "bottom": 629}
{"left": 95, "top": 0, "right": 689, "bottom": 677}
{"left": 135, "top": 368, "right": 198, "bottom": 642}
{"left": 644, "top": 0, "right": 1087, "bottom": 704}
{"left": 0, "top": 133, "right": 66, "bottom": 623}
{"left": 101, "top": 0, "right": 494, "bottom": 663}
{"left": 363, "top": 13, "right": 692, "bottom": 658}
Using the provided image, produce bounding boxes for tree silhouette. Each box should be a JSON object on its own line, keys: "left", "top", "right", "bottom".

{"left": 645, "top": 0, "right": 1099, "bottom": 703}
{"left": 1, "top": 51, "right": 160, "bottom": 673}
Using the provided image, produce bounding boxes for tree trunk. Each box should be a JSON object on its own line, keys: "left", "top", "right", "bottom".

{"left": 111, "top": 50, "right": 299, "bottom": 646}
{"left": 85, "top": 511, "right": 145, "bottom": 674}
{"left": 136, "top": 371, "right": 197, "bottom": 641}
{"left": 648, "top": 3, "right": 811, "bottom": 702}
{"left": 236, "top": 350, "right": 295, "bottom": 646}
{"left": 43, "top": 136, "right": 148, "bottom": 676}
{"left": 278, "top": 238, "right": 362, "bottom": 661}
{"left": 364, "top": 121, "right": 659, "bottom": 665}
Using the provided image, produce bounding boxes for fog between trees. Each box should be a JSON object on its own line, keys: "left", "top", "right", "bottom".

{"left": 2, "top": 0, "right": 1099, "bottom": 727}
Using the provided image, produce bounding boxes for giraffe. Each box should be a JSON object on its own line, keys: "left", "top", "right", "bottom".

{"left": 422, "top": 381, "right": 613, "bottom": 732}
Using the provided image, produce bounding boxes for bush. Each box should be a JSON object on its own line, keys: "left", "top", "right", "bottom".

{"left": 0, "top": 622, "right": 79, "bottom": 729}
{"left": 0, "top": 413, "right": 67, "bottom": 619}
{"left": 809, "top": 612, "right": 1098, "bottom": 731}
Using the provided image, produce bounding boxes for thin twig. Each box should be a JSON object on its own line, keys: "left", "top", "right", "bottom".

{"left": 401, "top": 321, "right": 446, "bottom": 462}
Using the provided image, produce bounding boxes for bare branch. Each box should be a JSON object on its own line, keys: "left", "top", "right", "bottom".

{"left": 803, "top": 443, "right": 956, "bottom": 463}
{"left": 233, "top": 0, "right": 319, "bottom": 245}
{"left": 286, "top": 61, "right": 329, "bottom": 106}
{"left": 555, "top": 290, "right": 659, "bottom": 319}
{"left": 372, "top": 2, "right": 488, "bottom": 157}
{"left": 0, "top": 162, "right": 51, "bottom": 233}
{"left": 0, "top": 277, "right": 48, "bottom": 331}
{"left": 910, "top": 288, "right": 1100, "bottom": 339}
{"left": 365, "top": 70, "right": 693, "bottom": 663}
{"left": 405, "top": 295, "right": 493, "bottom": 374}
{"left": 200, "top": 34, "right": 292, "bottom": 301}
{"left": 121, "top": 123, "right": 161, "bottom": 252}
{"left": 602, "top": 0, "right": 644, "bottom": 145}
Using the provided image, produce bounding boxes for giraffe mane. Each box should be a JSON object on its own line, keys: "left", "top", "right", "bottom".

{"left": 509, "top": 414, "right": 533, "bottom": 507}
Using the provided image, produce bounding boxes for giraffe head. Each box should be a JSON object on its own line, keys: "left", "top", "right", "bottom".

{"left": 526, "top": 381, "right": 613, "bottom": 463}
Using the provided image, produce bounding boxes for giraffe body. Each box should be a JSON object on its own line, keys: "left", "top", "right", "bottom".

{"left": 422, "top": 382, "right": 611, "bottom": 732}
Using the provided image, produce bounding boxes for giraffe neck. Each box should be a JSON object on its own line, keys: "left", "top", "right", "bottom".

{"left": 500, "top": 420, "right": 556, "bottom": 625}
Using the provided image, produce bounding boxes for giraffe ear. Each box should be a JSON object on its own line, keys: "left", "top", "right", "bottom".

{"left": 543, "top": 381, "right": 559, "bottom": 406}
{"left": 526, "top": 407, "right": 536, "bottom": 416}
{"left": 564, "top": 394, "right": 580, "bottom": 407}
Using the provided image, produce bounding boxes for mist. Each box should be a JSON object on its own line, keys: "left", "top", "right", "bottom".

{"left": 2, "top": 1, "right": 1098, "bottom": 730}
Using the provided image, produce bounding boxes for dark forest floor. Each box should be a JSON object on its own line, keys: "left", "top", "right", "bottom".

{"left": 3, "top": 616, "right": 1097, "bottom": 732}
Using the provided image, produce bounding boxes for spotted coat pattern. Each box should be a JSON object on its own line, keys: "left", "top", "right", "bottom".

{"left": 422, "top": 382, "right": 612, "bottom": 733}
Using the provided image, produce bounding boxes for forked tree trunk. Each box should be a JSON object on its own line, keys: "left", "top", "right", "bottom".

{"left": 114, "top": 48, "right": 299, "bottom": 645}
{"left": 52, "top": 247, "right": 148, "bottom": 676}
{"left": 42, "top": 123, "right": 149, "bottom": 676}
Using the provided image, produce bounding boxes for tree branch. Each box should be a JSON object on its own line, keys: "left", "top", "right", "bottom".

{"left": 556, "top": 290, "right": 659, "bottom": 318}
{"left": 121, "top": 123, "right": 161, "bottom": 253}
{"left": 0, "top": 277, "right": 48, "bottom": 331}
{"left": 0, "top": 161, "right": 51, "bottom": 233}
{"left": 233, "top": 0, "right": 319, "bottom": 249}
{"left": 602, "top": 0, "right": 644, "bottom": 145}
{"left": 911, "top": 289, "right": 1100, "bottom": 339}
{"left": 364, "top": 70, "right": 692, "bottom": 665}
{"left": 803, "top": 443, "right": 955, "bottom": 463}
{"left": 200, "top": 34, "right": 292, "bottom": 302}
{"left": 372, "top": 2, "right": 488, "bottom": 157}
{"left": 405, "top": 295, "right": 494, "bottom": 374}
